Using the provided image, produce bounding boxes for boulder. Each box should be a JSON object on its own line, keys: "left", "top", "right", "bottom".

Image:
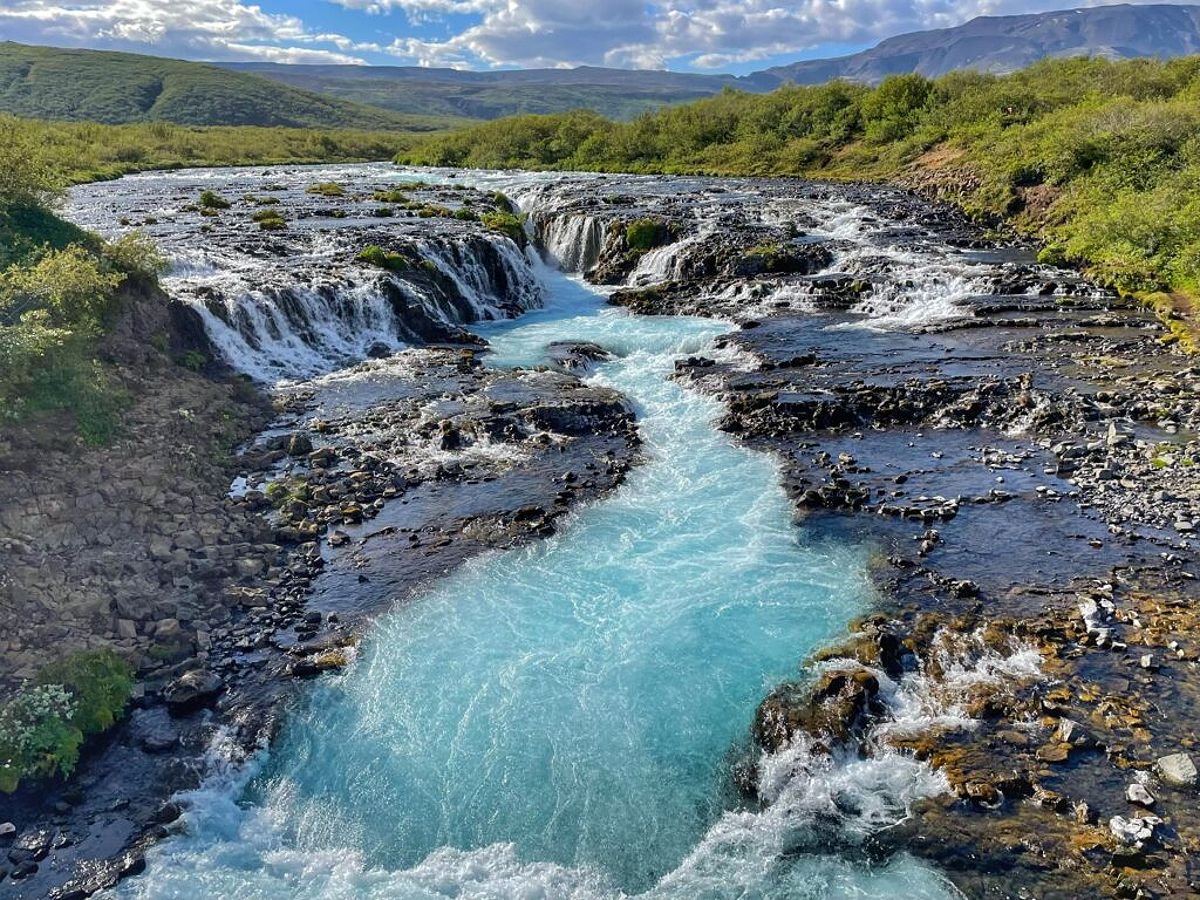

{"left": 164, "top": 669, "right": 223, "bottom": 716}
{"left": 285, "top": 433, "right": 313, "bottom": 456}
{"left": 1155, "top": 752, "right": 1198, "bottom": 788}
{"left": 1126, "top": 782, "right": 1156, "bottom": 807}
{"left": 754, "top": 666, "right": 883, "bottom": 753}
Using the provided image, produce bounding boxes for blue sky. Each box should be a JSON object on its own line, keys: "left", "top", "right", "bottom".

{"left": 0, "top": 1, "right": 1181, "bottom": 72}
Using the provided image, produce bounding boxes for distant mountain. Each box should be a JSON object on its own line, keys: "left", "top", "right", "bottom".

{"left": 0, "top": 43, "right": 468, "bottom": 131}
{"left": 4, "top": 5, "right": 1200, "bottom": 129}
{"left": 218, "top": 63, "right": 774, "bottom": 121}
{"left": 223, "top": 4, "right": 1200, "bottom": 121}
{"left": 765, "top": 3, "right": 1200, "bottom": 84}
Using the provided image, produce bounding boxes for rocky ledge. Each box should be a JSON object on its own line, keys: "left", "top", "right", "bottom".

{"left": 0, "top": 302, "right": 638, "bottom": 898}
{"left": 549, "top": 175, "right": 1199, "bottom": 898}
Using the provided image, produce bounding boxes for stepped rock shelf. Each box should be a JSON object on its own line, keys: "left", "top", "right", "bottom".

{"left": 2, "top": 163, "right": 1198, "bottom": 899}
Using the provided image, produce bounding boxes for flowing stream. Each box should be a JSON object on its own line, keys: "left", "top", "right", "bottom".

{"left": 81, "top": 167, "right": 979, "bottom": 898}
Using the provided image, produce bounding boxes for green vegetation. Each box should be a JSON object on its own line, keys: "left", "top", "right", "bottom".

{"left": 625, "top": 218, "right": 668, "bottom": 253}
{"left": 5, "top": 115, "right": 421, "bottom": 185}
{"left": 306, "top": 181, "right": 346, "bottom": 197}
{"left": 373, "top": 188, "right": 409, "bottom": 203}
{"left": 481, "top": 210, "right": 527, "bottom": 247}
{"left": 401, "top": 57, "right": 1200, "bottom": 338}
{"left": 0, "top": 43, "right": 472, "bottom": 132}
{"left": 356, "top": 245, "right": 409, "bottom": 273}
{"left": 0, "top": 649, "right": 134, "bottom": 792}
{"left": 252, "top": 209, "right": 287, "bottom": 230}
{"left": 199, "top": 189, "right": 231, "bottom": 210}
{"left": 0, "top": 238, "right": 133, "bottom": 443}
{"left": 0, "top": 120, "right": 170, "bottom": 441}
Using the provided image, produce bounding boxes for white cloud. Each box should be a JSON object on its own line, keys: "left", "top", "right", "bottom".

{"left": 0, "top": 0, "right": 372, "bottom": 64}
{"left": 0, "top": 0, "right": 1184, "bottom": 71}
{"left": 349, "top": 0, "right": 1187, "bottom": 69}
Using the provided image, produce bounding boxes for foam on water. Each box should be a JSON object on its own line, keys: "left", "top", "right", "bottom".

{"left": 111, "top": 238, "right": 961, "bottom": 900}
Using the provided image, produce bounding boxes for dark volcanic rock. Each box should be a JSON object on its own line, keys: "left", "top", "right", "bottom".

{"left": 163, "top": 670, "right": 223, "bottom": 715}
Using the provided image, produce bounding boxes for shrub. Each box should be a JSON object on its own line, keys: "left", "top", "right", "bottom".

{"left": 625, "top": 218, "right": 667, "bottom": 252}
{"left": 0, "top": 650, "right": 134, "bottom": 793}
{"left": 356, "top": 244, "right": 408, "bottom": 272}
{"left": 0, "top": 244, "right": 124, "bottom": 332}
{"left": 306, "top": 181, "right": 345, "bottom": 197}
{"left": 198, "top": 189, "right": 231, "bottom": 210}
{"left": 178, "top": 349, "right": 207, "bottom": 371}
{"left": 0, "top": 118, "right": 65, "bottom": 210}
{"left": 103, "top": 231, "right": 167, "bottom": 278}
{"left": 481, "top": 210, "right": 527, "bottom": 247}
{"left": 37, "top": 649, "right": 134, "bottom": 735}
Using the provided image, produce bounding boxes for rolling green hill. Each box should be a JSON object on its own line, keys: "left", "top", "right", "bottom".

{"left": 0, "top": 43, "right": 471, "bottom": 131}
{"left": 220, "top": 63, "right": 766, "bottom": 121}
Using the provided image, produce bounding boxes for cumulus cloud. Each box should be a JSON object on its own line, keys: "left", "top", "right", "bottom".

{"left": 0, "top": 0, "right": 373, "bottom": 64}
{"left": 345, "top": 0, "right": 1184, "bottom": 69}
{"left": 0, "top": 0, "right": 1181, "bottom": 70}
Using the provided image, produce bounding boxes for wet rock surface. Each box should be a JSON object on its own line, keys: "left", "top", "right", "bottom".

{"left": 553, "top": 176, "right": 1199, "bottom": 899}
{"left": 1, "top": 173, "right": 639, "bottom": 899}
{"left": 8, "top": 167, "right": 1200, "bottom": 899}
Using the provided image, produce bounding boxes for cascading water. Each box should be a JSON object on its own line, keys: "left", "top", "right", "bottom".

{"left": 108, "top": 256, "right": 961, "bottom": 899}
{"left": 69, "top": 165, "right": 1040, "bottom": 899}
{"left": 67, "top": 166, "right": 544, "bottom": 382}
{"left": 537, "top": 213, "right": 606, "bottom": 273}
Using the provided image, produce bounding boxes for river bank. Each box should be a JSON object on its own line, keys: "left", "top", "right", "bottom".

{"left": 0, "top": 172, "right": 640, "bottom": 897}
{"left": 2, "top": 164, "right": 1197, "bottom": 899}
{"left": 584, "top": 176, "right": 1200, "bottom": 897}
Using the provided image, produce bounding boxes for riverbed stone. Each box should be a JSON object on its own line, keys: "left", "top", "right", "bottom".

{"left": 163, "top": 669, "right": 223, "bottom": 715}
{"left": 1155, "top": 752, "right": 1198, "bottom": 788}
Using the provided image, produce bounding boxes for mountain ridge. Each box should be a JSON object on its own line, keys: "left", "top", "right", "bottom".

{"left": 2, "top": 4, "right": 1199, "bottom": 126}
{"left": 765, "top": 3, "right": 1200, "bottom": 83}
{"left": 0, "top": 42, "right": 470, "bottom": 131}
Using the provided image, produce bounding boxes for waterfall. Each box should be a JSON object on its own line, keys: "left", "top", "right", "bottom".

{"left": 187, "top": 277, "right": 410, "bottom": 383}
{"left": 628, "top": 228, "right": 713, "bottom": 286}
{"left": 537, "top": 213, "right": 606, "bottom": 273}
{"left": 163, "top": 232, "right": 543, "bottom": 383}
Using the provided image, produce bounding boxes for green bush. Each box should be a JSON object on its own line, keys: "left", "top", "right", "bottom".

{"left": 0, "top": 244, "right": 124, "bottom": 332}
{"left": 481, "top": 210, "right": 527, "bottom": 247}
{"left": 178, "top": 349, "right": 207, "bottom": 371}
{"left": 103, "top": 231, "right": 168, "bottom": 278}
{"left": 625, "top": 218, "right": 666, "bottom": 252}
{"left": 306, "top": 181, "right": 345, "bottom": 197}
{"left": 0, "top": 118, "right": 65, "bottom": 210}
{"left": 198, "top": 189, "right": 231, "bottom": 210}
{"left": 0, "top": 244, "right": 130, "bottom": 441}
{"left": 356, "top": 244, "right": 408, "bottom": 273}
{"left": 0, "top": 649, "right": 134, "bottom": 793}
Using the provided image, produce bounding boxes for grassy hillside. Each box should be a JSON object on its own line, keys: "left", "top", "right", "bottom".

{"left": 221, "top": 62, "right": 760, "bottom": 121}
{"left": 5, "top": 116, "right": 420, "bottom": 185}
{"left": 400, "top": 56, "right": 1200, "bottom": 346}
{"left": 0, "top": 42, "right": 472, "bottom": 132}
